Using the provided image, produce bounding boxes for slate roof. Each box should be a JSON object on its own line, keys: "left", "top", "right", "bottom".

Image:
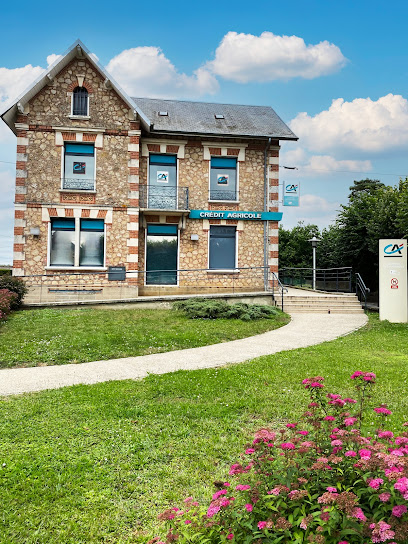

{"left": 132, "top": 97, "right": 297, "bottom": 140}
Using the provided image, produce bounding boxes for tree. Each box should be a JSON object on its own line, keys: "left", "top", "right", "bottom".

{"left": 279, "top": 222, "right": 320, "bottom": 269}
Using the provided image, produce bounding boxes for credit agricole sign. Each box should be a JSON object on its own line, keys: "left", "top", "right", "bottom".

{"left": 189, "top": 210, "right": 283, "bottom": 221}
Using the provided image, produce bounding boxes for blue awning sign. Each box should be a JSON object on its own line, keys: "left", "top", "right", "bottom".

{"left": 189, "top": 210, "right": 283, "bottom": 221}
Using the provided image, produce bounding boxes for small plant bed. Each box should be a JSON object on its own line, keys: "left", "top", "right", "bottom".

{"left": 0, "top": 306, "right": 289, "bottom": 368}
{"left": 174, "top": 299, "right": 281, "bottom": 321}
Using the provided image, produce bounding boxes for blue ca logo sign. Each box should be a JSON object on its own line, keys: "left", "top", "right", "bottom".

{"left": 285, "top": 184, "right": 298, "bottom": 193}
{"left": 384, "top": 243, "right": 404, "bottom": 256}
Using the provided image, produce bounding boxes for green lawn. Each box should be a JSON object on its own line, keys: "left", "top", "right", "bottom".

{"left": 0, "top": 306, "right": 289, "bottom": 368}
{"left": 0, "top": 314, "right": 408, "bottom": 543}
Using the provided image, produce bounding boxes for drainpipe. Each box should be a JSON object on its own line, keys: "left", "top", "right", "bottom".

{"left": 263, "top": 138, "right": 272, "bottom": 291}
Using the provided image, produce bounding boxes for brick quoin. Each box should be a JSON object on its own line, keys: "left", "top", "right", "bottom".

{"left": 227, "top": 148, "right": 240, "bottom": 156}
{"left": 270, "top": 164, "right": 279, "bottom": 172}
{"left": 128, "top": 230, "right": 139, "bottom": 238}
{"left": 17, "top": 145, "right": 27, "bottom": 154}
{"left": 16, "top": 130, "right": 27, "bottom": 137}
{"left": 269, "top": 236, "right": 279, "bottom": 244}
{"left": 81, "top": 209, "right": 90, "bottom": 217}
{"left": 129, "top": 151, "right": 139, "bottom": 159}
{"left": 270, "top": 150, "right": 279, "bottom": 157}
{"left": 166, "top": 145, "right": 179, "bottom": 154}
{"left": 15, "top": 210, "right": 25, "bottom": 219}
{"left": 128, "top": 215, "right": 139, "bottom": 223}
{"left": 14, "top": 243, "right": 24, "bottom": 252}
{"left": 130, "top": 121, "right": 140, "bottom": 130}
{"left": 15, "top": 178, "right": 26, "bottom": 186}
{"left": 128, "top": 246, "right": 138, "bottom": 254}
{"left": 129, "top": 167, "right": 139, "bottom": 176}
{"left": 14, "top": 227, "right": 24, "bottom": 235}
{"left": 129, "top": 183, "right": 139, "bottom": 191}
{"left": 209, "top": 147, "right": 221, "bottom": 155}
{"left": 129, "top": 199, "right": 139, "bottom": 207}
{"left": 130, "top": 136, "right": 140, "bottom": 144}
{"left": 16, "top": 161, "right": 27, "bottom": 170}
{"left": 15, "top": 194, "right": 25, "bottom": 203}
{"left": 269, "top": 251, "right": 279, "bottom": 258}
{"left": 13, "top": 260, "right": 24, "bottom": 268}
{"left": 16, "top": 114, "right": 28, "bottom": 124}
{"left": 127, "top": 263, "right": 138, "bottom": 270}
{"left": 97, "top": 210, "right": 107, "bottom": 218}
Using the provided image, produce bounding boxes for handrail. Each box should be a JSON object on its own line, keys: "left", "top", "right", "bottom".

{"left": 270, "top": 271, "right": 288, "bottom": 311}
{"left": 355, "top": 273, "right": 370, "bottom": 311}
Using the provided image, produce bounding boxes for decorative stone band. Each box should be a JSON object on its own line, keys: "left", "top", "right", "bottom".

{"left": 41, "top": 206, "right": 113, "bottom": 223}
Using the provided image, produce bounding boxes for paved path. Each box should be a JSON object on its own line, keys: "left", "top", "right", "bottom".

{"left": 0, "top": 312, "right": 368, "bottom": 397}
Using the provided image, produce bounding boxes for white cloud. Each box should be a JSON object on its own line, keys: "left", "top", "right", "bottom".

{"left": 281, "top": 194, "right": 340, "bottom": 230}
{"left": 291, "top": 94, "right": 408, "bottom": 154}
{"left": 107, "top": 46, "right": 218, "bottom": 98}
{"left": 46, "top": 54, "right": 62, "bottom": 67}
{"left": 281, "top": 147, "right": 372, "bottom": 176}
{"left": 208, "top": 31, "right": 346, "bottom": 83}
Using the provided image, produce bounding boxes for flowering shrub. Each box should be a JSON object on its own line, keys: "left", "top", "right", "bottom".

{"left": 0, "top": 289, "right": 17, "bottom": 321}
{"left": 0, "top": 276, "right": 27, "bottom": 309}
{"left": 155, "top": 372, "right": 408, "bottom": 543}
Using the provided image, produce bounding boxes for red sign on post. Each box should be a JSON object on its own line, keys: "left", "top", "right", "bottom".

{"left": 391, "top": 278, "right": 399, "bottom": 289}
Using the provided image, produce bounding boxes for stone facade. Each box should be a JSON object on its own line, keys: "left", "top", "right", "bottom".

{"left": 7, "top": 44, "right": 289, "bottom": 303}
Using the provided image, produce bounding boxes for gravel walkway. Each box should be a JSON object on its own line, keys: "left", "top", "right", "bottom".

{"left": 0, "top": 313, "right": 368, "bottom": 396}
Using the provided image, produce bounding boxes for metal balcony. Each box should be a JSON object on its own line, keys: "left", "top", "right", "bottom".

{"left": 62, "top": 178, "right": 95, "bottom": 191}
{"left": 139, "top": 185, "right": 189, "bottom": 211}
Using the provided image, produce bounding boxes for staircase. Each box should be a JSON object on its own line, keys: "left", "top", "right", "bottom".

{"left": 280, "top": 288, "right": 365, "bottom": 314}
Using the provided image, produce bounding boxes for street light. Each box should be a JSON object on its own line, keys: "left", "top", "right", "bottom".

{"left": 308, "top": 236, "right": 321, "bottom": 290}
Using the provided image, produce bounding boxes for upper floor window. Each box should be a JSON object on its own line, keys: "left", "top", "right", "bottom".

{"left": 62, "top": 143, "right": 95, "bottom": 191}
{"left": 72, "top": 86, "right": 89, "bottom": 116}
{"left": 210, "top": 157, "right": 238, "bottom": 201}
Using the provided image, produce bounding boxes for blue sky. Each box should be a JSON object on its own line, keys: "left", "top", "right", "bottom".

{"left": 1, "top": 0, "right": 408, "bottom": 263}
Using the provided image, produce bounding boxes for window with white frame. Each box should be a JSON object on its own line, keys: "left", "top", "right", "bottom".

{"left": 50, "top": 218, "right": 104, "bottom": 267}
{"left": 72, "top": 86, "right": 89, "bottom": 116}
{"left": 63, "top": 143, "right": 95, "bottom": 191}
{"left": 210, "top": 157, "right": 237, "bottom": 201}
{"left": 209, "top": 226, "right": 237, "bottom": 270}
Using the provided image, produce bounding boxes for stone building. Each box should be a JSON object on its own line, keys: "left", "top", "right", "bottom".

{"left": 1, "top": 40, "right": 297, "bottom": 303}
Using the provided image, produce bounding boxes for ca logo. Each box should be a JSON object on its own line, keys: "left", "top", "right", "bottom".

{"left": 285, "top": 184, "right": 298, "bottom": 193}
{"left": 384, "top": 243, "right": 404, "bottom": 257}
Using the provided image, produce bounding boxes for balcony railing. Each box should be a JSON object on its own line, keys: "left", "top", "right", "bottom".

{"left": 62, "top": 178, "right": 95, "bottom": 191}
{"left": 139, "top": 185, "right": 189, "bottom": 210}
{"left": 209, "top": 189, "right": 238, "bottom": 201}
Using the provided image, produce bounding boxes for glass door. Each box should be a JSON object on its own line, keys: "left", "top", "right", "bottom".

{"left": 146, "top": 224, "right": 178, "bottom": 285}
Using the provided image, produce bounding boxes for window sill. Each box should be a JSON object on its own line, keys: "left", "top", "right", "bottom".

{"left": 59, "top": 189, "right": 96, "bottom": 194}
{"left": 208, "top": 200, "right": 240, "bottom": 204}
{"left": 207, "top": 269, "right": 240, "bottom": 274}
{"left": 69, "top": 115, "right": 90, "bottom": 120}
{"left": 45, "top": 266, "right": 107, "bottom": 271}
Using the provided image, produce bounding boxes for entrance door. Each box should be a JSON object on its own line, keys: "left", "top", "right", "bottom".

{"left": 146, "top": 224, "right": 178, "bottom": 285}
{"left": 148, "top": 154, "right": 177, "bottom": 209}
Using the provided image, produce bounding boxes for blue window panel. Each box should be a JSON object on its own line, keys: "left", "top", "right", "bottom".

{"left": 147, "top": 225, "right": 178, "bottom": 235}
{"left": 65, "top": 143, "right": 95, "bottom": 155}
{"left": 80, "top": 219, "right": 104, "bottom": 231}
{"left": 211, "top": 157, "right": 237, "bottom": 169}
{"left": 209, "top": 226, "right": 236, "bottom": 270}
{"left": 51, "top": 218, "right": 75, "bottom": 230}
{"left": 149, "top": 154, "right": 177, "bottom": 165}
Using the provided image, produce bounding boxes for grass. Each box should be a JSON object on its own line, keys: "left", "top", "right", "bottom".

{"left": 0, "top": 306, "right": 289, "bottom": 368}
{"left": 0, "top": 314, "right": 408, "bottom": 543}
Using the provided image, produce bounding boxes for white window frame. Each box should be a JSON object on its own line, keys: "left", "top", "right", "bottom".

{"left": 60, "top": 143, "right": 96, "bottom": 192}
{"left": 207, "top": 225, "right": 238, "bottom": 272}
{"left": 208, "top": 157, "right": 239, "bottom": 203}
{"left": 70, "top": 88, "right": 90, "bottom": 119}
{"left": 47, "top": 217, "right": 106, "bottom": 270}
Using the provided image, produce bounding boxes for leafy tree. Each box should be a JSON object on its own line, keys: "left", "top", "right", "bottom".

{"left": 278, "top": 222, "right": 320, "bottom": 269}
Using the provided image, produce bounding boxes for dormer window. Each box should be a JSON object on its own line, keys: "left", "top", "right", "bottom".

{"left": 72, "top": 86, "right": 89, "bottom": 116}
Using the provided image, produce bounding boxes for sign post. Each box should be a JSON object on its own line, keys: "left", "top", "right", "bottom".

{"left": 379, "top": 239, "right": 407, "bottom": 323}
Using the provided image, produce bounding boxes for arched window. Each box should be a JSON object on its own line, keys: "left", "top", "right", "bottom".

{"left": 72, "top": 86, "right": 88, "bottom": 116}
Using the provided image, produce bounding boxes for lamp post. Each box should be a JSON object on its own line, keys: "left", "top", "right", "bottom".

{"left": 308, "top": 236, "right": 321, "bottom": 290}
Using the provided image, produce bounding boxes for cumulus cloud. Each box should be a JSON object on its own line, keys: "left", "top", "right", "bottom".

{"left": 46, "top": 54, "right": 62, "bottom": 67}
{"left": 281, "top": 194, "right": 340, "bottom": 229}
{"left": 208, "top": 31, "right": 346, "bottom": 83}
{"left": 291, "top": 94, "right": 408, "bottom": 154}
{"left": 107, "top": 46, "right": 218, "bottom": 98}
{"left": 281, "top": 147, "right": 372, "bottom": 176}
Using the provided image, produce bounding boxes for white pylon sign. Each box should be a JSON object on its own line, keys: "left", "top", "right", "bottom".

{"left": 379, "top": 239, "right": 407, "bottom": 323}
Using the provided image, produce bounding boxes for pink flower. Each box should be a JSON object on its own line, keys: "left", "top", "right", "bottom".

{"left": 184, "top": 520, "right": 192, "bottom": 524}
{"left": 378, "top": 430, "right": 394, "bottom": 439}
{"left": 370, "top": 521, "right": 395, "bottom": 543}
{"left": 297, "top": 430, "right": 309, "bottom": 436}
{"left": 351, "top": 371, "right": 363, "bottom": 379}
{"left": 374, "top": 406, "right": 392, "bottom": 416}
{"left": 300, "top": 518, "right": 309, "bottom": 529}
{"left": 331, "top": 439, "right": 343, "bottom": 447}
{"left": 338, "top": 542, "right": 349, "bottom": 544}
{"left": 394, "top": 477, "right": 408, "bottom": 494}
{"left": 224, "top": 482, "right": 230, "bottom": 487}
{"left": 286, "top": 423, "right": 297, "bottom": 428}
{"left": 235, "top": 484, "right": 251, "bottom": 491}
{"left": 344, "top": 417, "right": 357, "bottom": 426}
{"left": 345, "top": 450, "right": 357, "bottom": 457}
{"left": 358, "top": 448, "right": 372, "bottom": 459}
{"left": 258, "top": 521, "right": 267, "bottom": 530}
{"left": 343, "top": 398, "right": 357, "bottom": 404}
{"left": 326, "top": 487, "right": 337, "bottom": 493}
{"left": 368, "top": 478, "right": 384, "bottom": 490}
{"left": 379, "top": 493, "right": 391, "bottom": 502}
{"left": 226, "top": 533, "right": 234, "bottom": 540}
{"left": 352, "top": 507, "right": 367, "bottom": 522}
{"left": 245, "top": 448, "right": 255, "bottom": 455}
{"left": 245, "top": 503, "right": 253, "bottom": 512}
{"left": 324, "top": 416, "right": 336, "bottom": 421}
{"left": 280, "top": 442, "right": 295, "bottom": 450}
{"left": 392, "top": 505, "right": 407, "bottom": 517}
{"left": 270, "top": 487, "right": 281, "bottom": 495}
{"left": 212, "top": 489, "right": 228, "bottom": 500}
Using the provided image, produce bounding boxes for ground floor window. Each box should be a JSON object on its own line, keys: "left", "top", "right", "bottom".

{"left": 146, "top": 224, "right": 178, "bottom": 285}
{"left": 50, "top": 218, "right": 104, "bottom": 267}
{"left": 209, "top": 226, "right": 236, "bottom": 270}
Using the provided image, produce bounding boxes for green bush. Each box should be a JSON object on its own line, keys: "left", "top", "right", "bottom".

{"left": 0, "top": 276, "right": 28, "bottom": 309}
{"left": 174, "top": 298, "right": 279, "bottom": 321}
{"left": 0, "top": 268, "right": 12, "bottom": 276}
{"left": 0, "top": 289, "right": 17, "bottom": 321}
